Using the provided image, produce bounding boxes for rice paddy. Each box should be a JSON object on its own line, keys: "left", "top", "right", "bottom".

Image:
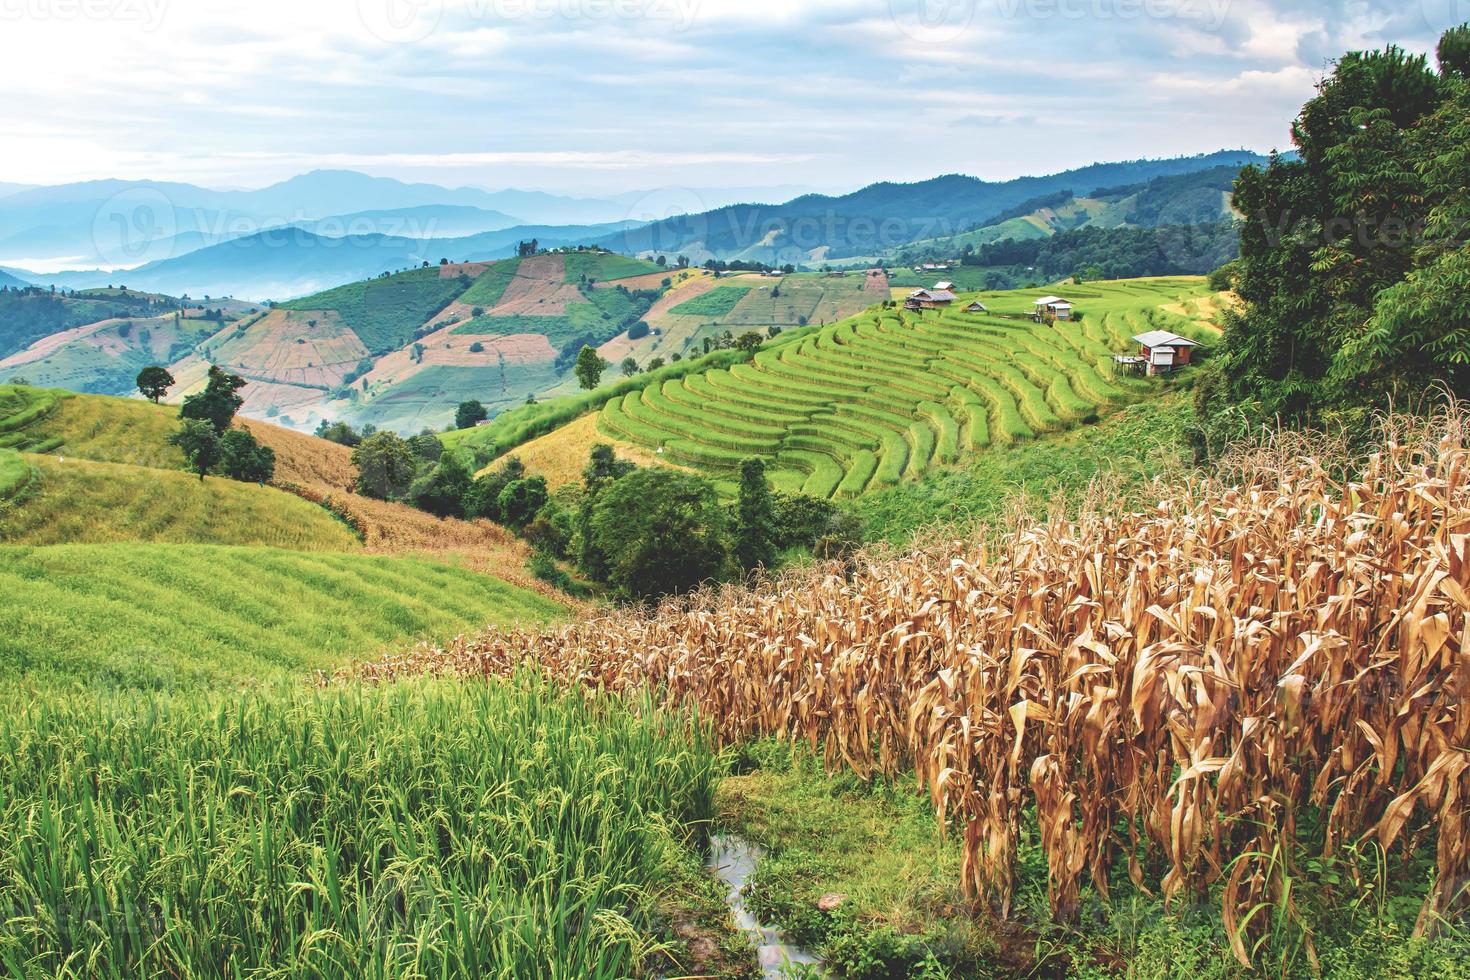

{"left": 596, "top": 278, "right": 1219, "bottom": 497}
{"left": 0, "top": 677, "right": 720, "bottom": 978}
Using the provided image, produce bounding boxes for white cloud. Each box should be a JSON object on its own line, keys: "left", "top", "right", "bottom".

{"left": 0, "top": 0, "right": 1455, "bottom": 191}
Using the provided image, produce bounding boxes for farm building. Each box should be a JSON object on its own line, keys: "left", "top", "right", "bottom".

{"left": 934, "top": 281, "right": 956, "bottom": 292}
{"left": 965, "top": 300, "right": 988, "bottom": 313}
{"left": 905, "top": 288, "right": 957, "bottom": 310}
{"left": 1033, "top": 296, "right": 1074, "bottom": 320}
{"left": 1115, "top": 330, "right": 1201, "bottom": 376}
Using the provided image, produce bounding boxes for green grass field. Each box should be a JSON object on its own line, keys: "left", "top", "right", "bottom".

{"left": 0, "top": 677, "right": 721, "bottom": 977}
{"left": 669, "top": 285, "right": 752, "bottom": 317}
{"left": 0, "top": 385, "right": 572, "bottom": 691}
{"left": 596, "top": 278, "right": 1218, "bottom": 498}
{"left": 0, "top": 455, "right": 361, "bottom": 549}
{"left": 0, "top": 543, "right": 567, "bottom": 689}
{"left": 0, "top": 385, "right": 186, "bottom": 468}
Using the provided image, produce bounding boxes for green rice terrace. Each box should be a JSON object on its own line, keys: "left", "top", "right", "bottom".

{"left": 598, "top": 277, "right": 1222, "bottom": 497}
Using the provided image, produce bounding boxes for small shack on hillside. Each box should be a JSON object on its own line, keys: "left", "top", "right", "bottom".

{"left": 1115, "top": 330, "right": 1201, "bottom": 376}
{"left": 934, "top": 281, "right": 956, "bottom": 292}
{"left": 965, "top": 300, "right": 988, "bottom": 313}
{"left": 1033, "top": 296, "right": 1074, "bottom": 321}
{"left": 905, "top": 288, "right": 956, "bottom": 311}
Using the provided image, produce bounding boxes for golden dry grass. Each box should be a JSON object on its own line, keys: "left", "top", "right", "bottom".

{"left": 245, "top": 418, "right": 582, "bottom": 605}
{"left": 479, "top": 412, "right": 683, "bottom": 487}
{"left": 349, "top": 412, "right": 1470, "bottom": 965}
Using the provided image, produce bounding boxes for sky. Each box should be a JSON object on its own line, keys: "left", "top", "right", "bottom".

{"left": 0, "top": 0, "right": 1464, "bottom": 198}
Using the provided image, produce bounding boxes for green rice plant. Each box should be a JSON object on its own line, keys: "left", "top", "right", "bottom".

{"left": 600, "top": 391, "right": 683, "bottom": 447}
{"left": 836, "top": 450, "right": 879, "bottom": 497}
{"left": 962, "top": 374, "right": 1034, "bottom": 443}
{"left": 791, "top": 417, "right": 881, "bottom": 450}
{"left": 949, "top": 387, "right": 991, "bottom": 450}
{"left": 918, "top": 402, "right": 960, "bottom": 463}
{"left": 0, "top": 385, "right": 62, "bottom": 435}
{"left": 0, "top": 448, "right": 35, "bottom": 504}
{"left": 710, "top": 366, "right": 831, "bottom": 413}
{"left": 0, "top": 676, "right": 719, "bottom": 978}
{"left": 778, "top": 449, "right": 844, "bottom": 498}
{"left": 640, "top": 385, "right": 785, "bottom": 445}
{"left": 665, "top": 378, "right": 805, "bottom": 427}
{"left": 782, "top": 433, "right": 859, "bottom": 463}
{"left": 904, "top": 421, "right": 936, "bottom": 479}
{"left": 872, "top": 431, "right": 909, "bottom": 485}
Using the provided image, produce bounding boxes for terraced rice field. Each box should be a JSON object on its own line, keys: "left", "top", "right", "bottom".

{"left": 597, "top": 278, "right": 1217, "bottom": 497}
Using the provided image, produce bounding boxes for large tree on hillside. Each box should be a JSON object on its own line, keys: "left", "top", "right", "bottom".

{"left": 1196, "top": 25, "right": 1470, "bottom": 442}
{"left": 180, "top": 365, "right": 246, "bottom": 434}
{"left": 455, "top": 400, "right": 487, "bottom": 430}
{"left": 589, "top": 468, "right": 730, "bottom": 600}
{"left": 578, "top": 444, "right": 636, "bottom": 577}
{"left": 735, "top": 457, "right": 776, "bottom": 572}
{"left": 135, "top": 365, "right": 174, "bottom": 403}
{"left": 574, "top": 345, "right": 606, "bottom": 390}
{"left": 171, "top": 419, "right": 221, "bottom": 480}
{"left": 351, "top": 431, "right": 417, "bottom": 500}
{"left": 218, "top": 429, "right": 276, "bottom": 484}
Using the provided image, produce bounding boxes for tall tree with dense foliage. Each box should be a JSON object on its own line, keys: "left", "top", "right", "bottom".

{"left": 578, "top": 444, "right": 635, "bottom": 578}
{"left": 410, "top": 451, "right": 472, "bottom": 517}
{"left": 455, "top": 400, "right": 488, "bottom": 430}
{"left": 735, "top": 457, "right": 776, "bottom": 572}
{"left": 135, "top": 365, "right": 174, "bottom": 403}
{"left": 589, "top": 468, "right": 730, "bottom": 600}
{"left": 351, "top": 431, "right": 417, "bottom": 500}
{"left": 218, "top": 429, "right": 276, "bottom": 484}
{"left": 180, "top": 365, "right": 246, "bottom": 434}
{"left": 170, "top": 419, "right": 221, "bottom": 480}
{"left": 1196, "top": 26, "right": 1470, "bottom": 443}
{"left": 574, "top": 345, "right": 605, "bottom": 390}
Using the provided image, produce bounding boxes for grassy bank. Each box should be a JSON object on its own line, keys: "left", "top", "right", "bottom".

{"left": 723, "top": 742, "right": 1470, "bottom": 980}
{"left": 0, "top": 677, "right": 726, "bottom": 978}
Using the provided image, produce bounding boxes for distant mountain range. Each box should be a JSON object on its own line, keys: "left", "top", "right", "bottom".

{"left": 11, "top": 220, "right": 641, "bottom": 302}
{"left": 0, "top": 171, "right": 820, "bottom": 275}
{"left": 591, "top": 150, "right": 1269, "bottom": 265}
{"left": 0, "top": 152, "right": 1264, "bottom": 302}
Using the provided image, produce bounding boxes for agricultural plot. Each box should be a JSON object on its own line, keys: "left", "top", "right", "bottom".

{"left": 1, "top": 313, "right": 222, "bottom": 396}
{"left": 598, "top": 278, "right": 1217, "bottom": 498}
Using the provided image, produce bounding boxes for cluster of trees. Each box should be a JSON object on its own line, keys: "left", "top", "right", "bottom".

{"left": 350, "top": 430, "right": 861, "bottom": 600}
{"left": 1196, "top": 25, "right": 1470, "bottom": 444}
{"left": 955, "top": 223, "right": 1239, "bottom": 281}
{"left": 165, "top": 366, "right": 276, "bottom": 483}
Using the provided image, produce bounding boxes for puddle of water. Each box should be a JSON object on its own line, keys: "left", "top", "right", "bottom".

{"left": 707, "top": 832, "right": 825, "bottom": 978}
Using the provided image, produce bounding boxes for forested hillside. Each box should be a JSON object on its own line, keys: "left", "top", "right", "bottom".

{"left": 1197, "top": 25, "right": 1470, "bottom": 443}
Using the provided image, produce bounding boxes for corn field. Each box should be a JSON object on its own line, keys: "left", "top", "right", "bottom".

{"left": 351, "top": 416, "right": 1470, "bottom": 966}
